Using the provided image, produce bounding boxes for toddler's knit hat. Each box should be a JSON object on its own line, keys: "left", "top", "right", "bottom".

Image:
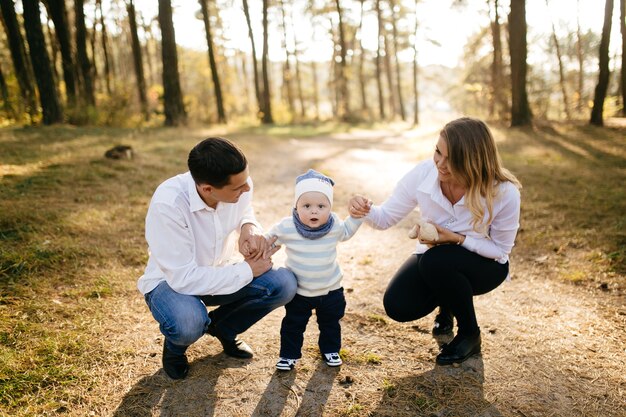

{"left": 294, "top": 169, "right": 335, "bottom": 206}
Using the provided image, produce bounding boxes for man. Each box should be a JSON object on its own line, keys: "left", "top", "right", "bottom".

{"left": 138, "top": 137, "right": 297, "bottom": 380}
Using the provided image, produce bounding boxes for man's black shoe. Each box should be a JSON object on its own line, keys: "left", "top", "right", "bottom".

{"left": 436, "top": 330, "right": 481, "bottom": 365}
{"left": 207, "top": 322, "right": 254, "bottom": 359}
{"left": 162, "top": 341, "right": 189, "bottom": 380}
{"left": 432, "top": 308, "right": 454, "bottom": 336}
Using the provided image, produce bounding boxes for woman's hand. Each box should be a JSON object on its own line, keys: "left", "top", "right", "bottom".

{"left": 419, "top": 224, "right": 465, "bottom": 246}
{"left": 348, "top": 195, "right": 372, "bottom": 218}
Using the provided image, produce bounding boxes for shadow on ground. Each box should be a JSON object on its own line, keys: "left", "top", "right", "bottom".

{"left": 370, "top": 356, "right": 503, "bottom": 417}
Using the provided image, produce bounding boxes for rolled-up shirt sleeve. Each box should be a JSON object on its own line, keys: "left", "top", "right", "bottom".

{"left": 461, "top": 184, "right": 521, "bottom": 263}
{"left": 366, "top": 169, "right": 420, "bottom": 229}
{"left": 145, "top": 202, "right": 253, "bottom": 296}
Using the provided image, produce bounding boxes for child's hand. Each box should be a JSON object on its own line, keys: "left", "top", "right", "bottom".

{"left": 240, "top": 235, "right": 267, "bottom": 260}
{"left": 349, "top": 195, "right": 372, "bottom": 218}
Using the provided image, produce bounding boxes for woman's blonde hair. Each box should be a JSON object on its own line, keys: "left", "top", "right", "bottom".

{"left": 441, "top": 117, "right": 521, "bottom": 233}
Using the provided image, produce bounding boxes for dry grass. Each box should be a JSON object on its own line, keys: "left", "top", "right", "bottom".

{"left": 0, "top": 121, "right": 624, "bottom": 417}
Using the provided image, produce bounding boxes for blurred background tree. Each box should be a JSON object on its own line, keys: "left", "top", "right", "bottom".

{"left": 0, "top": 0, "right": 623, "bottom": 127}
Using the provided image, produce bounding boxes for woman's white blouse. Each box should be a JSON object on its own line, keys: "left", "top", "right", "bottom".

{"left": 366, "top": 159, "right": 521, "bottom": 264}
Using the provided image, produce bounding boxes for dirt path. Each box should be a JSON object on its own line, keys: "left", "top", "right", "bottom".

{"left": 109, "top": 130, "right": 625, "bottom": 417}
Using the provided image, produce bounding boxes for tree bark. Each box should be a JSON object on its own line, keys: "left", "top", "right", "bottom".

{"left": 546, "top": 0, "right": 571, "bottom": 120}
{"left": 261, "top": 0, "right": 273, "bottom": 124}
{"left": 127, "top": 0, "right": 148, "bottom": 119}
{"left": 590, "top": 0, "right": 614, "bottom": 126}
{"left": 0, "top": 0, "right": 37, "bottom": 117}
{"left": 74, "top": 0, "right": 95, "bottom": 106}
{"left": 0, "top": 61, "right": 15, "bottom": 117}
{"left": 508, "top": 0, "right": 532, "bottom": 126}
{"left": 389, "top": 0, "right": 405, "bottom": 121}
{"left": 44, "top": 14, "right": 60, "bottom": 90}
{"left": 357, "top": 0, "right": 369, "bottom": 117}
{"left": 489, "top": 0, "right": 507, "bottom": 119}
{"left": 44, "top": 0, "right": 77, "bottom": 106}
{"left": 158, "top": 0, "right": 186, "bottom": 126}
{"left": 287, "top": 3, "right": 305, "bottom": 119}
{"left": 334, "top": 0, "right": 351, "bottom": 120}
{"left": 576, "top": 0, "right": 585, "bottom": 113}
{"left": 97, "top": 0, "right": 112, "bottom": 95}
{"left": 375, "top": 0, "right": 385, "bottom": 119}
{"left": 242, "top": 0, "right": 263, "bottom": 118}
{"left": 383, "top": 28, "right": 397, "bottom": 118}
{"left": 619, "top": 0, "right": 626, "bottom": 117}
{"left": 311, "top": 60, "right": 320, "bottom": 120}
{"left": 412, "top": 0, "right": 419, "bottom": 125}
{"left": 199, "top": 0, "right": 226, "bottom": 123}
{"left": 279, "top": 0, "right": 295, "bottom": 120}
{"left": 22, "top": 0, "right": 63, "bottom": 124}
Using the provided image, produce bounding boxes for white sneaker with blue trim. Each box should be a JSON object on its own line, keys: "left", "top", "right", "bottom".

{"left": 322, "top": 352, "right": 342, "bottom": 367}
{"left": 276, "top": 357, "right": 297, "bottom": 371}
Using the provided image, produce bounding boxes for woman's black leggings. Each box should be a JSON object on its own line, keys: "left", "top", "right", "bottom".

{"left": 383, "top": 244, "right": 509, "bottom": 336}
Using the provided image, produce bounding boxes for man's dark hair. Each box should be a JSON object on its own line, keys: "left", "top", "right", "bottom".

{"left": 188, "top": 137, "right": 248, "bottom": 187}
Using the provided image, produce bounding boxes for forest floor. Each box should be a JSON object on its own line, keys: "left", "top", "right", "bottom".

{"left": 0, "top": 120, "right": 624, "bottom": 417}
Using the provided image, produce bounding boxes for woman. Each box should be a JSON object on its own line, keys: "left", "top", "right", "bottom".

{"left": 349, "top": 117, "right": 521, "bottom": 365}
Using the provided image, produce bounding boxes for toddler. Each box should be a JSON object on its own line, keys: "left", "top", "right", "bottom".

{"left": 266, "top": 169, "right": 363, "bottom": 371}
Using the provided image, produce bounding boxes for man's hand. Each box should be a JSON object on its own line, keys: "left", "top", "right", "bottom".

{"left": 245, "top": 256, "right": 274, "bottom": 277}
{"left": 239, "top": 223, "right": 268, "bottom": 260}
{"left": 244, "top": 239, "right": 281, "bottom": 277}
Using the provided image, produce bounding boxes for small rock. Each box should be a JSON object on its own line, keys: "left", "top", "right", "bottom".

{"left": 339, "top": 375, "right": 354, "bottom": 385}
{"left": 105, "top": 145, "right": 134, "bottom": 160}
{"left": 599, "top": 283, "right": 609, "bottom": 291}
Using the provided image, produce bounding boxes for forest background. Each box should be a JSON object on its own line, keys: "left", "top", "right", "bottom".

{"left": 0, "top": 0, "right": 624, "bottom": 127}
{"left": 0, "top": 0, "right": 625, "bottom": 416}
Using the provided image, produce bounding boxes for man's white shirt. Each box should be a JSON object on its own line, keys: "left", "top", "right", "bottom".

{"left": 138, "top": 172, "right": 259, "bottom": 296}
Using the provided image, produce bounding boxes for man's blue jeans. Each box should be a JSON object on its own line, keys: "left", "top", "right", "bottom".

{"left": 144, "top": 267, "right": 297, "bottom": 356}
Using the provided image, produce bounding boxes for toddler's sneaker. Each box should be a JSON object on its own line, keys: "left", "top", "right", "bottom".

{"left": 322, "top": 352, "right": 342, "bottom": 367}
{"left": 276, "top": 357, "right": 297, "bottom": 371}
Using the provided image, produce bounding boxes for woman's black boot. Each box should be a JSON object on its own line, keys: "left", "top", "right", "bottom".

{"left": 436, "top": 329, "right": 481, "bottom": 365}
{"left": 432, "top": 307, "right": 454, "bottom": 336}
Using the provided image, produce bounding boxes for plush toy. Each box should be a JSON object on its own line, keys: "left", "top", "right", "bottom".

{"left": 408, "top": 219, "right": 439, "bottom": 241}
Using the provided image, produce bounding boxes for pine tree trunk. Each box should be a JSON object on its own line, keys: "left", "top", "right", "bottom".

{"left": 44, "top": 0, "right": 77, "bottom": 106}
{"left": 287, "top": 4, "right": 306, "bottom": 119}
{"left": 311, "top": 60, "right": 320, "bottom": 120}
{"left": 619, "top": 0, "right": 626, "bottom": 117}
{"left": 97, "top": 0, "right": 112, "bottom": 95}
{"left": 357, "top": 0, "right": 369, "bottom": 117}
{"left": 0, "top": 0, "right": 37, "bottom": 117}
{"left": 127, "top": 0, "right": 148, "bottom": 119}
{"left": 590, "top": 0, "right": 614, "bottom": 126}
{"left": 74, "top": 0, "right": 95, "bottom": 106}
{"left": 383, "top": 30, "right": 397, "bottom": 118}
{"left": 413, "top": 0, "right": 419, "bottom": 125}
{"left": 389, "top": 0, "right": 405, "bottom": 121}
{"left": 158, "top": 0, "right": 187, "bottom": 126}
{"left": 141, "top": 15, "right": 156, "bottom": 87}
{"left": 334, "top": 0, "right": 351, "bottom": 120}
{"left": 261, "top": 0, "right": 273, "bottom": 124}
{"left": 546, "top": 0, "right": 571, "bottom": 120}
{"left": 279, "top": 0, "right": 295, "bottom": 120}
{"left": 508, "top": 0, "right": 532, "bottom": 126}
{"left": 375, "top": 0, "right": 385, "bottom": 119}
{"left": 199, "top": 0, "right": 226, "bottom": 123}
{"left": 489, "top": 0, "right": 507, "bottom": 120}
{"left": 22, "top": 0, "right": 63, "bottom": 124}
{"left": 242, "top": 0, "right": 263, "bottom": 119}
{"left": 44, "top": 17, "right": 60, "bottom": 93}
{"left": 0, "top": 61, "right": 15, "bottom": 117}
{"left": 576, "top": 0, "right": 585, "bottom": 113}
